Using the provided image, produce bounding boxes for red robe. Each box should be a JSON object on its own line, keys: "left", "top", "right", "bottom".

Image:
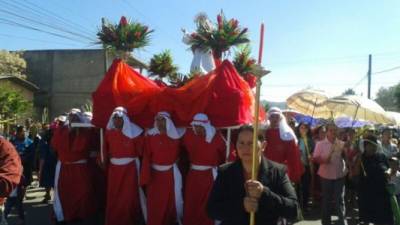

{"left": 182, "top": 130, "right": 226, "bottom": 225}
{"left": 140, "top": 134, "right": 181, "bottom": 225}
{"left": 264, "top": 128, "right": 304, "bottom": 183}
{"left": 104, "top": 130, "right": 143, "bottom": 225}
{"left": 51, "top": 127, "right": 96, "bottom": 221}
{"left": 86, "top": 128, "right": 106, "bottom": 213}
{"left": 0, "top": 137, "right": 22, "bottom": 205}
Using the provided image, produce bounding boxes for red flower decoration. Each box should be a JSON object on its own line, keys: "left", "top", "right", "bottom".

{"left": 217, "top": 15, "right": 223, "bottom": 29}
{"left": 135, "top": 31, "right": 141, "bottom": 38}
{"left": 120, "top": 16, "right": 128, "bottom": 26}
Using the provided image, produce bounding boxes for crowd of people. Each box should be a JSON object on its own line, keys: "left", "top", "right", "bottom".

{"left": 0, "top": 106, "right": 399, "bottom": 225}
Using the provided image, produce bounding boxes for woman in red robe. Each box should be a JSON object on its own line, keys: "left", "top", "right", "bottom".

{"left": 182, "top": 113, "right": 226, "bottom": 225}
{"left": 140, "top": 111, "right": 186, "bottom": 225}
{"left": 51, "top": 109, "right": 96, "bottom": 223}
{"left": 82, "top": 112, "right": 106, "bottom": 222}
{"left": 104, "top": 107, "right": 146, "bottom": 225}
{"left": 264, "top": 107, "right": 304, "bottom": 183}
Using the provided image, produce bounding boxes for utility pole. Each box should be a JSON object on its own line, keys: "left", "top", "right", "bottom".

{"left": 101, "top": 17, "right": 109, "bottom": 73}
{"left": 367, "top": 54, "right": 372, "bottom": 99}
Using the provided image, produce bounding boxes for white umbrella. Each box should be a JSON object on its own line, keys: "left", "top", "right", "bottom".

{"left": 387, "top": 111, "right": 400, "bottom": 126}
{"left": 286, "top": 88, "right": 332, "bottom": 119}
{"left": 326, "top": 95, "right": 394, "bottom": 124}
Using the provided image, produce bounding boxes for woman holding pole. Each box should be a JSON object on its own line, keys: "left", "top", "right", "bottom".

{"left": 206, "top": 125, "right": 298, "bottom": 225}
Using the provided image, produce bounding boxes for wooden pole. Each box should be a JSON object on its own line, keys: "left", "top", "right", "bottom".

{"left": 226, "top": 128, "right": 232, "bottom": 162}
{"left": 258, "top": 23, "right": 264, "bottom": 64}
{"left": 100, "top": 128, "right": 104, "bottom": 163}
{"left": 250, "top": 22, "right": 265, "bottom": 225}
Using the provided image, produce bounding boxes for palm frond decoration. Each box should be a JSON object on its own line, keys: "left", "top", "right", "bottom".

{"left": 97, "top": 16, "right": 153, "bottom": 52}
{"left": 168, "top": 72, "right": 198, "bottom": 88}
{"left": 82, "top": 100, "right": 93, "bottom": 113}
{"left": 149, "top": 50, "right": 179, "bottom": 79}
{"left": 233, "top": 44, "right": 257, "bottom": 75}
{"left": 186, "top": 12, "right": 250, "bottom": 59}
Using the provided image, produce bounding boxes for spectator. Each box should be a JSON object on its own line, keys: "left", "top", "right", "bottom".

{"left": 381, "top": 128, "right": 399, "bottom": 158}
{"left": 295, "top": 122, "right": 315, "bottom": 212}
{"left": 38, "top": 125, "right": 56, "bottom": 203}
{"left": 4, "top": 176, "right": 25, "bottom": 225}
{"left": 207, "top": 125, "right": 298, "bottom": 224}
{"left": 354, "top": 135, "right": 393, "bottom": 225}
{"left": 313, "top": 123, "right": 348, "bottom": 225}
{"left": 0, "top": 136, "right": 23, "bottom": 224}
{"left": 10, "top": 126, "right": 34, "bottom": 187}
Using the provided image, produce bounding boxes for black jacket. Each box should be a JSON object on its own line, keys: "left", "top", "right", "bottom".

{"left": 207, "top": 157, "right": 298, "bottom": 225}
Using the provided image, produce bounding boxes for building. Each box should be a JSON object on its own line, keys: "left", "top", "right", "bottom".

{"left": 0, "top": 75, "right": 39, "bottom": 102}
{"left": 23, "top": 49, "right": 147, "bottom": 120}
{"left": 0, "top": 75, "right": 39, "bottom": 134}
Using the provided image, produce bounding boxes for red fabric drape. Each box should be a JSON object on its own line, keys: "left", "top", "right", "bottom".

{"left": 92, "top": 59, "right": 162, "bottom": 128}
{"left": 92, "top": 59, "right": 265, "bottom": 128}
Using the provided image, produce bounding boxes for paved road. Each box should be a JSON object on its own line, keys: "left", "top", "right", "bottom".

{"left": 5, "top": 185, "right": 359, "bottom": 225}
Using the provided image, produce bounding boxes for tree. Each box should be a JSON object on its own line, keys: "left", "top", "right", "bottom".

{"left": 0, "top": 50, "right": 27, "bottom": 79}
{"left": 375, "top": 83, "right": 400, "bottom": 111}
{"left": 0, "top": 85, "right": 32, "bottom": 124}
{"left": 342, "top": 88, "right": 356, "bottom": 95}
{"left": 395, "top": 84, "right": 400, "bottom": 110}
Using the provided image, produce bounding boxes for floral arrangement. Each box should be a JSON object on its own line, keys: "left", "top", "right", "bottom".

{"left": 149, "top": 50, "right": 179, "bottom": 79}
{"left": 233, "top": 45, "right": 257, "bottom": 75}
{"left": 186, "top": 12, "right": 250, "bottom": 59}
{"left": 97, "top": 16, "right": 153, "bottom": 52}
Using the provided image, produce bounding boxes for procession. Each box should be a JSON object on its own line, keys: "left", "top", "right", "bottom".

{"left": 1, "top": 1, "right": 400, "bottom": 225}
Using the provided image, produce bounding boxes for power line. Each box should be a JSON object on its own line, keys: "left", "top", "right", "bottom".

{"left": 0, "top": 18, "right": 89, "bottom": 44}
{"left": 0, "top": 33, "right": 81, "bottom": 46}
{"left": 0, "top": 0, "right": 96, "bottom": 44}
{"left": 13, "top": 0, "right": 95, "bottom": 37}
{"left": 351, "top": 74, "right": 368, "bottom": 89}
{"left": 263, "top": 81, "right": 395, "bottom": 88}
{"left": 122, "top": 0, "right": 180, "bottom": 46}
{"left": 372, "top": 65, "right": 400, "bottom": 75}
{"left": 0, "top": 8, "right": 95, "bottom": 42}
{"left": 268, "top": 51, "right": 400, "bottom": 67}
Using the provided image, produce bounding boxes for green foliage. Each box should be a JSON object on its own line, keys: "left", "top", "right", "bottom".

{"left": 149, "top": 50, "right": 179, "bottom": 79}
{"left": 375, "top": 83, "right": 400, "bottom": 111}
{"left": 168, "top": 73, "right": 197, "bottom": 88}
{"left": 41, "top": 107, "right": 49, "bottom": 124}
{"left": 261, "top": 100, "right": 271, "bottom": 112}
{"left": 395, "top": 83, "right": 400, "bottom": 110}
{"left": 342, "top": 88, "right": 356, "bottom": 96}
{"left": 187, "top": 12, "right": 249, "bottom": 58}
{"left": 233, "top": 44, "right": 256, "bottom": 75}
{"left": 0, "top": 84, "right": 32, "bottom": 123}
{"left": 97, "top": 16, "right": 153, "bottom": 52}
{"left": 0, "top": 50, "right": 27, "bottom": 79}
{"left": 82, "top": 100, "right": 93, "bottom": 113}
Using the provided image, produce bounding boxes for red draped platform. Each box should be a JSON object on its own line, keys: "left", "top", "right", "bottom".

{"left": 92, "top": 59, "right": 264, "bottom": 128}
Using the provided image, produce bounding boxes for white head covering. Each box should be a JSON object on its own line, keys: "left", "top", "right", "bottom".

{"left": 58, "top": 115, "right": 67, "bottom": 123}
{"left": 190, "top": 113, "right": 216, "bottom": 143}
{"left": 268, "top": 107, "right": 297, "bottom": 142}
{"left": 83, "top": 112, "right": 93, "bottom": 121}
{"left": 106, "top": 106, "right": 143, "bottom": 139}
{"left": 147, "top": 111, "right": 186, "bottom": 139}
{"left": 66, "top": 108, "right": 91, "bottom": 126}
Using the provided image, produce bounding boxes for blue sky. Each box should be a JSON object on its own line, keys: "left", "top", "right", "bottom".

{"left": 0, "top": 0, "right": 399, "bottom": 102}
